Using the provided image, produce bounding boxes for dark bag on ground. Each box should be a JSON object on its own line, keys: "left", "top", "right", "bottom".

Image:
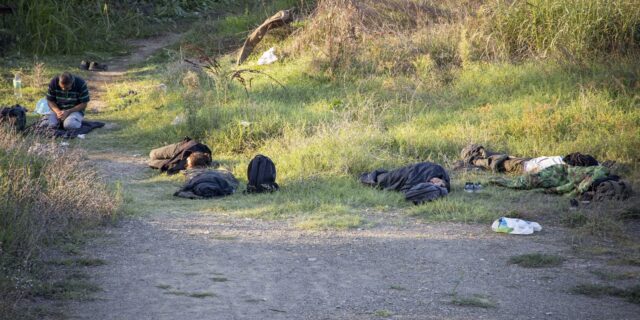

{"left": 246, "top": 154, "right": 279, "bottom": 193}
{"left": 0, "top": 105, "right": 27, "bottom": 131}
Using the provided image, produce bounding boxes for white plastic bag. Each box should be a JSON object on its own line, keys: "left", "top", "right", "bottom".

{"left": 257, "top": 47, "right": 278, "bottom": 65}
{"left": 491, "top": 217, "right": 542, "bottom": 235}
{"left": 34, "top": 98, "right": 51, "bottom": 115}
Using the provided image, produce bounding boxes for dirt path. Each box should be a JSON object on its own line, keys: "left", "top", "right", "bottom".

{"left": 68, "top": 34, "right": 640, "bottom": 320}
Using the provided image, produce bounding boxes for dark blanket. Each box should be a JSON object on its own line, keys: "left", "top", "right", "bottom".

{"left": 26, "top": 118, "right": 105, "bottom": 139}
{"left": 360, "top": 162, "right": 451, "bottom": 193}
{"left": 174, "top": 170, "right": 239, "bottom": 199}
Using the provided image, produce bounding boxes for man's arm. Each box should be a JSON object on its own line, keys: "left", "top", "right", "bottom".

{"left": 47, "top": 100, "right": 64, "bottom": 119}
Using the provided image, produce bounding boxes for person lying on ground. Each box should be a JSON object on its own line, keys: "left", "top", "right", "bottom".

{"left": 41, "top": 72, "right": 90, "bottom": 130}
{"left": 148, "top": 137, "right": 212, "bottom": 174}
{"left": 360, "top": 162, "right": 450, "bottom": 204}
{"left": 488, "top": 164, "right": 612, "bottom": 198}
{"left": 174, "top": 152, "right": 239, "bottom": 199}
{"left": 455, "top": 143, "right": 598, "bottom": 174}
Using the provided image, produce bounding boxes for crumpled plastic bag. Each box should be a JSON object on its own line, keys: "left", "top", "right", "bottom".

{"left": 258, "top": 47, "right": 278, "bottom": 65}
{"left": 491, "top": 217, "right": 542, "bottom": 235}
{"left": 34, "top": 98, "right": 51, "bottom": 115}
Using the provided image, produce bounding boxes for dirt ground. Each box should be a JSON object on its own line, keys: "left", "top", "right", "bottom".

{"left": 65, "top": 34, "right": 640, "bottom": 320}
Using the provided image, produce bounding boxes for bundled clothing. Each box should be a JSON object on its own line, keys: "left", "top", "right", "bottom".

{"left": 174, "top": 169, "right": 239, "bottom": 199}
{"left": 489, "top": 164, "right": 611, "bottom": 198}
{"left": 360, "top": 162, "right": 450, "bottom": 204}
{"left": 148, "top": 138, "right": 212, "bottom": 174}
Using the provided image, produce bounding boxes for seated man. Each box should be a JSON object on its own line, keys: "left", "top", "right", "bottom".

{"left": 43, "top": 72, "right": 90, "bottom": 130}
{"left": 174, "top": 152, "right": 239, "bottom": 199}
{"left": 360, "top": 162, "right": 450, "bottom": 204}
{"left": 489, "top": 164, "right": 610, "bottom": 197}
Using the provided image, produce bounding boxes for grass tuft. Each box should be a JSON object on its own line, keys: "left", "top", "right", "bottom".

{"left": 451, "top": 294, "right": 497, "bottom": 308}
{"left": 509, "top": 253, "right": 564, "bottom": 268}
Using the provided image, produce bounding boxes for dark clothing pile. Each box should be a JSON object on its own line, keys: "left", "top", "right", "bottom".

{"left": 174, "top": 169, "right": 239, "bottom": 199}
{"left": 0, "top": 105, "right": 27, "bottom": 131}
{"left": 148, "top": 138, "right": 212, "bottom": 175}
{"left": 360, "top": 162, "right": 450, "bottom": 204}
{"left": 563, "top": 152, "right": 599, "bottom": 167}
{"left": 26, "top": 117, "right": 104, "bottom": 139}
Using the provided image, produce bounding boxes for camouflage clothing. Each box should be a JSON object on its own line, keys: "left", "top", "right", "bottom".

{"left": 490, "top": 165, "right": 610, "bottom": 197}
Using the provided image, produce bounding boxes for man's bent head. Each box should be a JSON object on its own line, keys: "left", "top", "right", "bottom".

{"left": 59, "top": 72, "right": 74, "bottom": 91}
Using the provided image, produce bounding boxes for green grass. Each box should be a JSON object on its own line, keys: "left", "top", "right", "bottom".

{"left": 46, "top": 258, "right": 106, "bottom": 267}
{"left": 509, "top": 253, "right": 565, "bottom": 268}
{"left": 374, "top": 309, "right": 393, "bottom": 317}
{"left": 572, "top": 284, "right": 640, "bottom": 304}
{"left": 451, "top": 294, "right": 497, "bottom": 308}
{"left": 33, "top": 279, "right": 101, "bottom": 301}
{"left": 591, "top": 270, "right": 639, "bottom": 281}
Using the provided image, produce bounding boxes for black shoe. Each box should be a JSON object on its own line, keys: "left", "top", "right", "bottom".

{"left": 79, "top": 60, "right": 89, "bottom": 70}
{"left": 464, "top": 182, "right": 474, "bottom": 193}
{"left": 474, "top": 182, "right": 483, "bottom": 191}
{"left": 88, "top": 61, "right": 108, "bottom": 71}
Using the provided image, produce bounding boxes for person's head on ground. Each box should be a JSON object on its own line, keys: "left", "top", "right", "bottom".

{"left": 58, "top": 72, "right": 74, "bottom": 91}
{"left": 429, "top": 177, "right": 446, "bottom": 188}
{"left": 186, "top": 152, "right": 211, "bottom": 169}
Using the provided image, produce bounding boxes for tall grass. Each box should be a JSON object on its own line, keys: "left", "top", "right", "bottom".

{"left": 0, "top": 128, "right": 120, "bottom": 316}
{"left": 484, "top": 0, "right": 640, "bottom": 60}
{"left": 5, "top": 0, "right": 253, "bottom": 55}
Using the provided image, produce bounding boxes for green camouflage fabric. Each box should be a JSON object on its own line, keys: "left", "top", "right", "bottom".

{"left": 490, "top": 165, "right": 609, "bottom": 197}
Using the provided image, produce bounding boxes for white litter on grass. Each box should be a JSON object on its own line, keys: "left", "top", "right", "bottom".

{"left": 77, "top": 134, "right": 86, "bottom": 139}
{"left": 491, "top": 217, "right": 542, "bottom": 235}
{"left": 171, "top": 114, "right": 185, "bottom": 125}
{"left": 239, "top": 120, "right": 251, "bottom": 127}
{"left": 257, "top": 47, "right": 278, "bottom": 65}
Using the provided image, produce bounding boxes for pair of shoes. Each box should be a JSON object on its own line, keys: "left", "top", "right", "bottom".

{"left": 464, "top": 182, "right": 483, "bottom": 193}
{"left": 79, "top": 60, "right": 108, "bottom": 71}
{"left": 89, "top": 61, "right": 108, "bottom": 71}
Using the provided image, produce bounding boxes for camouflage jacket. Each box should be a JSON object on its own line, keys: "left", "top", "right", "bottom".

{"left": 490, "top": 165, "right": 609, "bottom": 196}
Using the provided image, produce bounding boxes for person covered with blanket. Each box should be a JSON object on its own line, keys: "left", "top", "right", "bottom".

{"left": 360, "top": 162, "right": 451, "bottom": 205}
{"left": 173, "top": 152, "right": 239, "bottom": 199}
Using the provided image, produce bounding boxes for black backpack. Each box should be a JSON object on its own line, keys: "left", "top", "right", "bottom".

{"left": 246, "top": 154, "right": 279, "bottom": 193}
{"left": 0, "top": 105, "right": 27, "bottom": 131}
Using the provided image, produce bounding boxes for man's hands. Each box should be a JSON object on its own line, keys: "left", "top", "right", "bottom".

{"left": 54, "top": 109, "right": 70, "bottom": 120}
